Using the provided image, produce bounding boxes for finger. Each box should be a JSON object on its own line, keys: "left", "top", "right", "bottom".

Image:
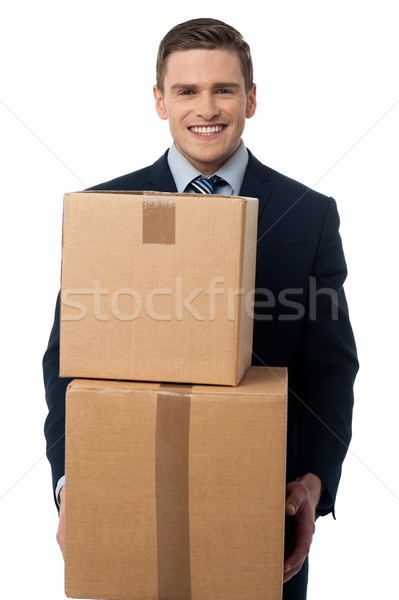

{"left": 284, "top": 525, "right": 313, "bottom": 583}
{"left": 56, "top": 529, "right": 65, "bottom": 558}
{"left": 283, "top": 557, "right": 305, "bottom": 584}
{"left": 56, "top": 512, "right": 65, "bottom": 559}
{"left": 285, "top": 481, "right": 308, "bottom": 515}
{"left": 285, "top": 539, "right": 311, "bottom": 571}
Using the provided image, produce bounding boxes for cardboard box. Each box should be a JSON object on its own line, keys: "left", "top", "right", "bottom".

{"left": 65, "top": 366, "right": 287, "bottom": 600}
{"left": 60, "top": 191, "right": 258, "bottom": 385}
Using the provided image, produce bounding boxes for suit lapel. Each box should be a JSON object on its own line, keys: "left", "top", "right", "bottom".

{"left": 145, "top": 150, "right": 178, "bottom": 192}
{"left": 240, "top": 150, "right": 273, "bottom": 222}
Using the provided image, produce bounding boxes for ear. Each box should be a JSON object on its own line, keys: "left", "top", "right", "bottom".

{"left": 153, "top": 86, "right": 168, "bottom": 121}
{"left": 245, "top": 84, "right": 257, "bottom": 119}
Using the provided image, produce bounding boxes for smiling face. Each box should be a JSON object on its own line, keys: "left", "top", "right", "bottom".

{"left": 153, "top": 49, "right": 257, "bottom": 175}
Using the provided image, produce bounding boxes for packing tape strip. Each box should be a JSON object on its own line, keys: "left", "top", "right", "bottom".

{"left": 143, "top": 195, "right": 176, "bottom": 245}
{"left": 156, "top": 383, "right": 192, "bottom": 600}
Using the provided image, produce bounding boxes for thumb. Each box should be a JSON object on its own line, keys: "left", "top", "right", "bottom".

{"left": 286, "top": 500, "right": 297, "bottom": 516}
{"left": 285, "top": 481, "right": 308, "bottom": 516}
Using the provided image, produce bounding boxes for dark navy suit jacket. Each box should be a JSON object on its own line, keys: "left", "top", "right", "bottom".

{"left": 43, "top": 149, "right": 358, "bottom": 515}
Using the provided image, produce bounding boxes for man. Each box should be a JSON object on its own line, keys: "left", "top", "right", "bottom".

{"left": 43, "top": 17, "right": 358, "bottom": 599}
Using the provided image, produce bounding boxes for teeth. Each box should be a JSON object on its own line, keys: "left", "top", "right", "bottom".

{"left": 190, "top": 125, "right": 224, "bottom": 135}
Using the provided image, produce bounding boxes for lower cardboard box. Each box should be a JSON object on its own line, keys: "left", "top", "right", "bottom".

{"left": 65, "top": 366, "right": 287, "bottom": 600}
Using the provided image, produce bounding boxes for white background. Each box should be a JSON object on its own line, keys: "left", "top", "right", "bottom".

{"left": 1, "top": 1, "right": 398, "bottom": 598}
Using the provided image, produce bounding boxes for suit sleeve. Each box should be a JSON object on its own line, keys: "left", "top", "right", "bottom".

{"left": 43, "top": 292, "right": 72, "bottom": 507}
{"left": 296, "top": 197, "right": 359, "bottom": 516}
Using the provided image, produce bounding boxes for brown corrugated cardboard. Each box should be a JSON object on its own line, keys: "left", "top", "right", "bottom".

{"left": 65, "top": 366, "right": 287, "bottom": 600}
{"left": 60, "top": 191, "right": 258, "bottom": 385}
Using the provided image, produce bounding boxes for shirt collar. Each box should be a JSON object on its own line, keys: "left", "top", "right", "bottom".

{"left": 167, "top": 141, "right": 249, "bottom": 195}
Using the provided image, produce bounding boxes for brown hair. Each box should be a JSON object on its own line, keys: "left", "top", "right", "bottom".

{"left": 156, "top": 18, "right": 254, "bottom": 93}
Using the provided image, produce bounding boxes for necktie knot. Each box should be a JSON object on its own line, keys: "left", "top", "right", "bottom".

{"left": 188, "top": 175, "right": 224, "bottom": 194}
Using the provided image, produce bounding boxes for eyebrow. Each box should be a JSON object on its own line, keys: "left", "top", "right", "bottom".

{"left": 170, "top": 82, "right": 242, "bottom": 90}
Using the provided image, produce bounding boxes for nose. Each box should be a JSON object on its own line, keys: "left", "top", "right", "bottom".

{"left": 195, "top": 92, "right": 219, "bottom": 120}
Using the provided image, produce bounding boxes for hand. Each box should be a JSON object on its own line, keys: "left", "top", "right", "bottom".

{"left": 56, "top": 486, "right": 65, "bottom": 559}
{"left": 283, "top": 473, "right": 322, "bottom": 583}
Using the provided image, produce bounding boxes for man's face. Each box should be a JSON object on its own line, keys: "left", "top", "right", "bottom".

{"left": 154, "top": 49, "right": 257, "bottom": 175}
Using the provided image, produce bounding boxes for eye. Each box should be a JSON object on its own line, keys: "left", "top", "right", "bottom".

{"left": 217, "top": 89, "right": 231, "bottom": 94}
{"left": 179, "top": 89, "right": 195, "bottom": 96}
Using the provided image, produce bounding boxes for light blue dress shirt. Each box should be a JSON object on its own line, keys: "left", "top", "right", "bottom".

{"left": 167, "top": 141, "right": 249, "bottom": 196}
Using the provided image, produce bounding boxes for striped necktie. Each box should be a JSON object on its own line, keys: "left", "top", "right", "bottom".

{"left": 188, "top": 175, "right": 224, "bottom": 194}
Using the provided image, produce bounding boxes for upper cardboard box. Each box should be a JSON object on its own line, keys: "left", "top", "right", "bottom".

{"left": 60, "top": 191, "right": 258, "bottom": 385}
